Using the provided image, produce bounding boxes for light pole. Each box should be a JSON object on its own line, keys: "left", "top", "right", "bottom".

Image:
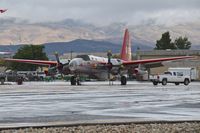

{"left": 70, "top": 50, "right": 73, "bottom": 60}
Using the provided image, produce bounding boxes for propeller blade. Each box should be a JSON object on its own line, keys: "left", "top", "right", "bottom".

{"left": 54, "top": 52, "right": 64, "bottom": 75}
{"left": 107, "top": 50, "right": 112, "bottom": 64}
{"left": 54, "top": 52, "right": 60, "bottom": 64}
{"left": 46, "top": 52, "right": 71, "bottom": 80}
{"left": 60, "top": 72, "right": 64, "bottom": 79}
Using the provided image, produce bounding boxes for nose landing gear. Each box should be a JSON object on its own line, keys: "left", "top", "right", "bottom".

{"left": 70, "top": 76, "right": 81, "bottom": 85}
{"left": 121, "top": 76, "right": 127, "bottom": 85}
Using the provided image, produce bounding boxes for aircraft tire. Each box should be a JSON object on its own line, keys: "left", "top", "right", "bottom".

{"left": 175, "top": 82, "right": 180, "bottom": 85}
{"left": 77, "top": 79, "right": 81, "bottom": 85}
{"left": 121, "top": 76, "right": 127, "bottom": 85}
{"left": 70, "top": 76, "right": 76, "bottom": 85}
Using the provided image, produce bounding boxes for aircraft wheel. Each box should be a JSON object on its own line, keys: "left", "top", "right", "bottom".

{"left": 184, "top": 79, "right": 189, "bottom": 86}
{"left": 121, "top": 76, "right": 127, "bottom": 85}
{"left": 70, "top": 76, "right": 76, "bottom": 85}
{"left": 162, "top": 79, "right": 167, "bottom": 86}
{"left": 76, "top": 79, "right": 81, "bottom": 85}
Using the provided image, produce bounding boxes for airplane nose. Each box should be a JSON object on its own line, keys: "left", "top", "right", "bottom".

{"left": 69, "top": 60, "right": 78, "bottom": 71}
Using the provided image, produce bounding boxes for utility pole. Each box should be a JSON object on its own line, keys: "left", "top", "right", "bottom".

{"left": 70, "top": 51, "right": 73, "bottom": 60}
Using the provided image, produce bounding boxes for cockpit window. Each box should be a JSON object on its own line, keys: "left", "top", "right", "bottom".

{"left": 69, "top": 58, "right": 83, "bottom": 67}
{"left": 76, "top": 55, "right": 90, "bottom": 61}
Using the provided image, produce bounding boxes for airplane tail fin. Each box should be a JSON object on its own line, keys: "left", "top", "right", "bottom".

{"left": 120, "top": 29, "right": 132, "bottom": 61}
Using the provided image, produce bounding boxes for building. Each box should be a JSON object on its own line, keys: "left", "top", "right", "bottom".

{"left": 136, "top": 50, "right": 200, "bottom": 80}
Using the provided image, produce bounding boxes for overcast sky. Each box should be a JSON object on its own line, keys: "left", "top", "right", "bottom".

{"left": 1, "top": 0, "right": 200, "bottom": 26}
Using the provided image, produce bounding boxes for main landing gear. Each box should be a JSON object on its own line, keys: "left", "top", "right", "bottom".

{"left": 70, "top": 76, "right": 81, "bottom": 86}
{"left": 70, "top": 75, "right": 127, "bottom": 86}
{"left": 121, "top": 76, "right": 127, "bottom": 85}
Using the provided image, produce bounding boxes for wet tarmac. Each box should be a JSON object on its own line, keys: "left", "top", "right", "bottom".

{"left": 0, "top": 81, "right": 200, "bottom": 125}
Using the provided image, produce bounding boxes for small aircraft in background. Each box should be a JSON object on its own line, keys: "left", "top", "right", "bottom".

{"left": 0, "top": 9, "right": 7, "bottom": 13}
{"left": 4, "top": 29, "right": 194, "bottom": 85}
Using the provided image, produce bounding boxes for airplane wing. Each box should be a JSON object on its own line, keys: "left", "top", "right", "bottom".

{"left": 4, "top": 58, "right": 57, "bottom": 66}
{"left": 122, "top": 56, "right": 194, "bottom": 68}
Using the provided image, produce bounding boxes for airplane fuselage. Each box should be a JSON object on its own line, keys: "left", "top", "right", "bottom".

{"left": 62, "top": 55, "right": 125, "bottom": 80}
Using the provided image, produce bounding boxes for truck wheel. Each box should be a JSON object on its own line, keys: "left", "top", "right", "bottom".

{"left": 162, "top": 79, "right": 167, "bottom": 86}
{"left": 153, "top": 81, "right": 158, "bottom": 85}
{"left": 175, "top": 82, "right": 180, "bottom": 85}
{"left": 121, "top": 76, "right": 127, "bottom": 85}
{"left": 70, "top": 76, "right": 76, "bottom": 85}
{"left": 0, "top": 78, "right": 5, "bottom": 85}
{"left": 184, "top": 79, "right": 189, "bottom": 86}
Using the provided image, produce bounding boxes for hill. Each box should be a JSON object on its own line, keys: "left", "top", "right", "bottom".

{"left": 0, "top": 39, "right": 153, "bottom": 59}
{"left": 0, "top": 18, "right": 199, "bottom": 48}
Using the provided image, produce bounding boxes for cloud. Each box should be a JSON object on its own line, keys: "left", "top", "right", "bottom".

{"left": 1, "top": 0, "right": 200, "bottom": 26}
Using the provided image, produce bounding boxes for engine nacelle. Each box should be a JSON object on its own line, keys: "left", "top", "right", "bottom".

{"left": 134, "top": 68, "right": 147, "bottom": 75}
{"left": 62, "top": 66, "right": 71, "bottom": 75}
{"left": 44, "top": 68, "right": 57, "bottom": 76}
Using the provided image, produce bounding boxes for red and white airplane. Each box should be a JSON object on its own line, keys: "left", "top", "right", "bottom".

{"left": 0, "top": 9, "right": 7, "bottom": 13}
{"left": 4, "top": 29, "right": 194, "bottom": 85}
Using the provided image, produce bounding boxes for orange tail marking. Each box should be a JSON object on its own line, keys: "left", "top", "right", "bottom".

{"left": 120, "top": 29, "right": 132, "bottom": 61}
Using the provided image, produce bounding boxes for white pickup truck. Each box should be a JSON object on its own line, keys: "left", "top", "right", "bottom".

{"left": 150, "top": 71, "right": 191, "bottom": 86}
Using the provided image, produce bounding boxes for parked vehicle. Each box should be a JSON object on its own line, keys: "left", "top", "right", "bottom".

{"left": 6, "top": 71, "right": 25, "bottom": 82}
{"left": 0, "top": 71, "right": 25, "bottom": 85}
{"left": 168, "top": 67, "right": 198, "bottom": 81}
{"left": 0, "top": 73, "right": 6, "bottom": 85}
{"left": 17, "top": 71, "right": 46, "bottom": 81}
{"left": 150, "top": 71, "right": 191, "bottom": 86}
{"left": 37, "top": 71, "right": 46, "bottom": 81}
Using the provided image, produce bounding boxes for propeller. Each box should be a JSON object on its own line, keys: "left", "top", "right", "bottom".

{"left": 54, "top": 52, "right": 70, "bottom": 78}
{"left": 107, "top": 50, "right": 113, "bottom": 83}
{"left": 54, "top": 52, "right": 63, "bottom": 74}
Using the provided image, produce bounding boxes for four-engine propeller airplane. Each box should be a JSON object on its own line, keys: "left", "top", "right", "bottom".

{"left": 4, "top": 29, "right": 194, "bottom": 85}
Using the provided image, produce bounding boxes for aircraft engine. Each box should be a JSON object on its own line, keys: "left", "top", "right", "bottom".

{"left": 131, "top": 68, "right": 148, "bottom": 81}
{"left": 44, "top": 67, "right": 57, "bottom": 76}
{"left": 134, "top": 68, "right": 147, "bottom": 75}
{"left": 62, "top": 66, "right": 71, "bottom": 75}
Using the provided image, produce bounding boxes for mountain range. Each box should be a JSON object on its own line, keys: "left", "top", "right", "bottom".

{"left": 0, "top": 17, "right": 200, "bottom": 56}
{"left": 0, "top": 39, "right": 153, "bottom": 60}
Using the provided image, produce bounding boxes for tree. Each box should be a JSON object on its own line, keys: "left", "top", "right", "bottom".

{"left": 174, "top": 36, "right": 191, "bottom": 49}
{"left": 155, "top": 31, "right": 176, "bottom": 50}
{"left": 9, "top": 45, "right": 48, "bottom": 71}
